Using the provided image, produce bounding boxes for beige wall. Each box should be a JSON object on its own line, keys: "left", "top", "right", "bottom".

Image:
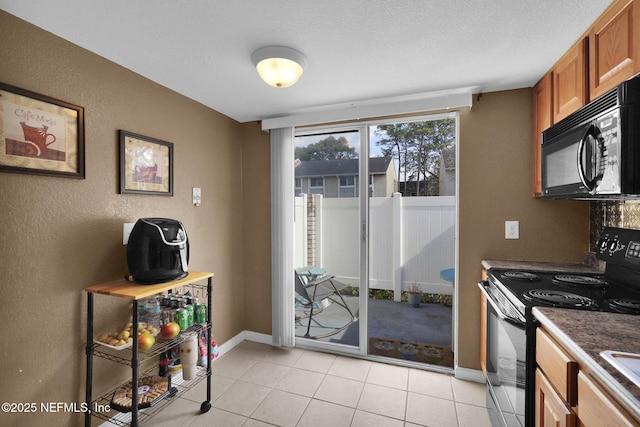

{"left": 457, "top": 89, "right": 590, "bottom": 369}
{"left": 241, "top": 121, "right": 272, "bottom": 334}
{"left": 0, "top": 11, "right": 269, "bottom": 426}
{"left": 1, "top": 9, "right": 594, "bottom": 427}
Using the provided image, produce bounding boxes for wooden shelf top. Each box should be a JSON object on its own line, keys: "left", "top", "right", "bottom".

{"left": 85, "top": 271, "right": 214, "bottom": 300}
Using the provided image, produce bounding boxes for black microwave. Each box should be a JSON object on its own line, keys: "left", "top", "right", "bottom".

{"left": 541, "top": 75, "right": 640, "bottom": 199}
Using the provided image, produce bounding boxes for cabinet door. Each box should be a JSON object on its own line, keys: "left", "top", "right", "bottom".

{"left": 577, "top": 372, "right": 637, "bottom": 426}
{"left": 536, "top": 328, "right": 579, "bottom": 405}
{"left": 589, "top": 0, "right": 640, "bottom": 99}
{"left": 536, "top": 369, "right": 576, "bottom": 427}
{"left": 532, "top": 73, "right": 552, "bottom": 197}
{"left": 554, "top": 39, "right": 588, "bottom": 123}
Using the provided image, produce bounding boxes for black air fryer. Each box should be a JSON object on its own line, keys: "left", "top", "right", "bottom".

{"left": 127, "top": 218, "right": 189, "bottom": 284}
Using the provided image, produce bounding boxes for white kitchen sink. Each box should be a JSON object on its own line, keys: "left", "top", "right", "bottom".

{"left": 601, "top": 351, "right": 640, "bottom": 388}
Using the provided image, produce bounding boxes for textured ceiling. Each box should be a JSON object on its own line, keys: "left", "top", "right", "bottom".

{"left": 0, "top": 0, "right": 614, "bottom": 123}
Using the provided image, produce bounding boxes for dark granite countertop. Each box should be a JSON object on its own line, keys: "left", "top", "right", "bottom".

{"left": 533, "top": 307, "right": 640, "bottom": 421}
{"left": 482, "top": 259, "right": 604, "bottom": 274}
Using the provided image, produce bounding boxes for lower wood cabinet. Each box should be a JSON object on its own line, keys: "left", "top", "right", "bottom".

{"left": 577, "top": 371, "right": 637, "bottom": 426}
{"left": 536, "top": 328, "right": 578, "bottom": 405}
{"left": 535, "top": 327, "right": 640, "bottom": 427}
{"left": 535, "top": 369, "right": 576, "bottom": 427}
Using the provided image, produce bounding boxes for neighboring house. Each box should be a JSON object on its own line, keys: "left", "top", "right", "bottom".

{"left": 295, "top": 157, "right": 397, "bottom": 197}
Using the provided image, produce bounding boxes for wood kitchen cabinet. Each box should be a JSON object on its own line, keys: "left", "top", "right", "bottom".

{"left": 535, "top": 327, "right": 639, "bottom": 427}
{"left": 535, "top": 328, "right": 578, "bottom": 427}
{"left": 532, "top": 72, "right": 552, "bottom": 197}
{"left": 553, "top": 38, "right": 588, "bottom": 123}
{"left": 536, "top": 369, "right": 576, "bottom": 427}
{"left": 578, "top": 371, "right": 637, "bottom": 426}
{"left": 531, "top": 0, "right": 640, "bottom": 197}
{"left": 589, "top": 0, "right": 640, "bottom": 99}
{"left": 531, "top": 40, "right": 587, "bottom": 198}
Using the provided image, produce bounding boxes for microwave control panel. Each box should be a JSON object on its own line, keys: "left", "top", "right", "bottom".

{"left": 594, "top": 109, "right": 620, "bottom": 193}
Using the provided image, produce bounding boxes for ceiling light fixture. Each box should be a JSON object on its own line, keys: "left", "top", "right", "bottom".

{"left": 251, "top": 46, "right": 307, "bottom": 88}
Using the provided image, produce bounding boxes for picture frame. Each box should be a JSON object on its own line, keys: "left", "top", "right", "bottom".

{"left": 0, "top": 82, "right": 85, "bottom": 178}
{"left": 119, "top": 130, "right": 173, "bottom": 196}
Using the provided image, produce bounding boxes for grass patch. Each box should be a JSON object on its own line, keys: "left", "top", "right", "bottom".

{"left": 369, "top": 289, "right": 452, "bottom": 307}
{"left": 340, "top": 287, "right": 453, "bottom": 308}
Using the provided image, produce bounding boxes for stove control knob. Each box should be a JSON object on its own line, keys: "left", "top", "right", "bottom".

{"left": 609, "top": 239, "right": 619, "bottom": 252}
{"left": 598, "top": 237, "right": 610, "bottom": 253}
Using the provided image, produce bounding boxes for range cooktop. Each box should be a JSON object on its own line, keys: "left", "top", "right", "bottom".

{"left": 487, "top": 269, "right": 640, "bottom": 316}
{"left": 487, "top": 227, "right": 640, "bottom": 316}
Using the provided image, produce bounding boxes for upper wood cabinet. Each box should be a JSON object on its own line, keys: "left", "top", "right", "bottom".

{"left": 532, "top": 72, "right": 552, "bottom": 197}
{"left": 554, "top": 38, "right": 588, "bottom": 123}
{"left": 531, "top": 0, "right": 640, "bottom": 198}
{"left": 589, "top": 0, "right": 640, "bottom": 99}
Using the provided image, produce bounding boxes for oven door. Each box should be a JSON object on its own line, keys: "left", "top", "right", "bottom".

{"left": 479, "top": 282, "right": 526, "bottom": 427}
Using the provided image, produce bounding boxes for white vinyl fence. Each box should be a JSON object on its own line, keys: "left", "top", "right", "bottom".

{"left": 295, "top": 193, "right": 455, "bottom": 299}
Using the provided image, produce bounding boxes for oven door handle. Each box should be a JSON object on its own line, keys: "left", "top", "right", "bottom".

{"left": 478, "top": 281, "right": 525, "bottom": 326}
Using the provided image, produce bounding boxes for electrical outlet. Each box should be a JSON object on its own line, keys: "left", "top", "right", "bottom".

{"left": 505, "top": 221, "right": 519, "bottom": 239}
{"left": 123, "top": 223, "right": 135, "bottom": 245}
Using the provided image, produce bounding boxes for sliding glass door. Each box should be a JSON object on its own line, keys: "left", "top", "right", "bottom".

{"left": 366, "top": 116, "right": 456, "bottom": 368}
{"left": 291, "top": 113, "right": 456, "bottom": 366}
{"left": 293, "top": 128, "right": 366, "bottom": 352}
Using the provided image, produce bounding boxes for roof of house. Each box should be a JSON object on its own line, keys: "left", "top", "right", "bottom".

{"left": 295, "top": 157, "right": 393, "bottom": 177}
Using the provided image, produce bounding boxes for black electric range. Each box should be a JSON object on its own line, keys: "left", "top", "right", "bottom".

{"left": 487, "top": 268, "right": 640, "bottom": 317}
{"left": 480, "top": 227, "right": 640, "bottom": 427}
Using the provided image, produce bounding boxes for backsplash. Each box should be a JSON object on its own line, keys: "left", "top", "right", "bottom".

{"left": 590, "top": 201, "right": 640, "bottom": 250}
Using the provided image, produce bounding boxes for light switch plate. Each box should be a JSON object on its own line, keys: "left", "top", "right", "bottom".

{"left": 193, "top": 187, "right": 202, "bottom": 206}
{"left": 123, "top": 223, "right": 135, "bottom": 245}
{"left": 505, "top": 221, "right": 519, "bottom": 239}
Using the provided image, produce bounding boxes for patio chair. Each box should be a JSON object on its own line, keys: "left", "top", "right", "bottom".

{"left": 294, "top": 270, "right": 358, "bottom": 339}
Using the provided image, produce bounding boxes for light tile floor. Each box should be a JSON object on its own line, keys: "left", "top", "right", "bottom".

{"left": 154, "top": 340, "right": 492, "bottom": 427}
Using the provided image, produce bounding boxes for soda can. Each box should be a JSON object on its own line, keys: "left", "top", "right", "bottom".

{"left": 195, "top": 303, "right": 207, "bottom": 324}
{"left": 186, "top": 304, "right": 194, "bottom": 327}
{"left": 176, "top": 308, "right": 189, "bottom": 331}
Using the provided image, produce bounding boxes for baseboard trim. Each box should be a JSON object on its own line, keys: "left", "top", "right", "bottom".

{"left": 218, "top": 330, "right": 272, "bottom": 356}
{"left": 454, "top": 366, "right": 485, "bottom": 383}
{"left": 218, "top": 331, "right": 485, "bottom": 386}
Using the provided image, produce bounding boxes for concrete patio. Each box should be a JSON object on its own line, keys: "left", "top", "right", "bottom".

{"left": 295, "top": 295, "right": 453, "bottom": 367}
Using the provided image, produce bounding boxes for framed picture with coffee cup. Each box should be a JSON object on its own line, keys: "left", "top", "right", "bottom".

{"left": 119, "top": 130, "right": 173, "bottom": 196}
{"left": 0, "top": 82, "right": 85, "bottom": 178}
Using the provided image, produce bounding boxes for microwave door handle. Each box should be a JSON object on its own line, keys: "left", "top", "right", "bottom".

{"left": 577, "top": 126, "right": 596, "bottom": 192}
